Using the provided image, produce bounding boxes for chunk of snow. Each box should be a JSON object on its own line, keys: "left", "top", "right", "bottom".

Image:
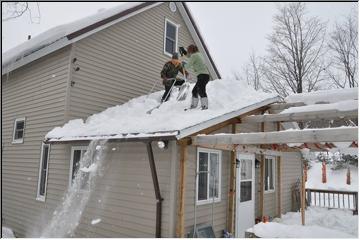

{"left": 111, "top": 148, "right": 116, "bottom": 151}
{"left": 2, "top": 227, "right": 15, "bottom": 238}
{"left": 95, "top": 145, "right": 102, "bottom": 150}
{"left": 91, "top": 218, "right": 101, "bottom": 225}
{"left": 80, "top": 163, "right": 97, "bottom": 173}
{"left": 45, "top": 78, "right": 277, "bottom": 140}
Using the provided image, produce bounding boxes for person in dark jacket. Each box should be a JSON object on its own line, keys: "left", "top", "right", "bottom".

{"left": 180, "top": 44, "right": 210, "bottom": 110}
{"left": 160, "top": 53, "right": 188, "bottom": 102}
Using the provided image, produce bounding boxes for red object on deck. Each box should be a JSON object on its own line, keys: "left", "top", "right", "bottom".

{"left": 322, "top": 161, "right": 327, "bottom": 183}
{"left": 346, "top": 167, "right": 351, "bottom": 185}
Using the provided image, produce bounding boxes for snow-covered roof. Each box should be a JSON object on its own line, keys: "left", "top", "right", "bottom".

{"left": 2, "top": 2, "right": 145, "bottom": 68}
{"left": 2, "top": 2, "right": 221, "bottom": 78}
{"left": 45, "top": 78, "right": 279, "bottom": 142}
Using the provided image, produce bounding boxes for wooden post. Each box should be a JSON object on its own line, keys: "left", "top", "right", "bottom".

{"left": 259, "top": 119, "right": 265, "bottom": 218}
{"left": 276, "top": 122, "right": 282, "bottom": 217}
{"left": 227, "top": 124, "right": 237, "bottom": 234}
{"left": 301, "top": 161, "right": 305, "bottom": 225}
{"left": 176, "top": 142, "right": 187, "bottom": 237}
{"left": 260, "top": 155, "right": 265, "bottom": 219}
{"left": 277, "top": 156, "right": 282, "bottom": 217}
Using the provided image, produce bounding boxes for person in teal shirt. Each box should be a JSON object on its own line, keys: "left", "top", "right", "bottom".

{"left": 181, "top": 44, "right": 210, "bottom": 110}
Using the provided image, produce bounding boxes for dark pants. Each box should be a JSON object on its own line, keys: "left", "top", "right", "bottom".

{"left": 161, "top": 79, "right": 185, "bottom": 102}
{"left": 192, "top": 74, "right": 209, "bottom": 98}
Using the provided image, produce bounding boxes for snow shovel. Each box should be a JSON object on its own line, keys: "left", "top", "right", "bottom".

{"left": 146, "top": 78, "right": 178, "bottom": 114}
{"left": 176, "top": 69, "right": 190, "bottom": 101}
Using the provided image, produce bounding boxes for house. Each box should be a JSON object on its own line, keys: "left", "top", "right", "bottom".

{"left": 2, "top": 2, "right": 221, "bottom": 237}
{"left": 8, "top": 72, "right": 308, "bottom": 238}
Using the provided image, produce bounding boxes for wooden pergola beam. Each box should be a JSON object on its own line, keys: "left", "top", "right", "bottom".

{"left": 192, "top": 127, "right": 358, "bottom": 145}
{"left": 242, "top": 109, "right": 358, "bottom": 123}
{"left": 176, "top": 141, "right": 188, "bottom": 237}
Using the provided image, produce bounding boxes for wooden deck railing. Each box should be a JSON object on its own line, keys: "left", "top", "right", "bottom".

{"left": 306, "top": 188, "right": 358, "bottom": 215}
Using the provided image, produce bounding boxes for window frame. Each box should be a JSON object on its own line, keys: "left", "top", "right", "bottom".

{"left": 12, "top": 117, "right": 26, "bottom": 144}
{"left": 264, "top": 155, "right": 276, "bottom": 194}
{"left": 196, "top": 147, "right": 222, "bottom": 205}
{"left": 36, "top": 143, "right": 50, "bottom": 202}
{"left": 69, "top": 146, "right": 88, "bottom": 189}
{"left": 163, "top": 18, "right": 179, "bottom": 57}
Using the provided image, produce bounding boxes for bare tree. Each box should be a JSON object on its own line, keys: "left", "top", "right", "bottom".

{"left": 262, "top": 2, "right": 327, "bottom": 98}
{"left": 243, "top": 51, "right": 264, "bottom": 90}
{"left": 327, "top": 13, "right": 358, "bottom": 88}
{"left": 2, "top": 2, "right": 40, "bottom": 23}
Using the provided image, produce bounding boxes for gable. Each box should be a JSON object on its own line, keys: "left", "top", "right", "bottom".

{"left": 2, "top": 2, "right": 220, "bottom": 79}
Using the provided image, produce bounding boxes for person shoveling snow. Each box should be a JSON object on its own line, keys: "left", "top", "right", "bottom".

{"left": 180, "top": 44, "right": 211, "bottom": 110}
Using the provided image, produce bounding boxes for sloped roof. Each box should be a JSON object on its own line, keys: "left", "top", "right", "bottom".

{"left": 45, "top": 78, "right": 279, "bottom": 143}
{"left": 2, "top": 2, "right": 221, "bottom": 78}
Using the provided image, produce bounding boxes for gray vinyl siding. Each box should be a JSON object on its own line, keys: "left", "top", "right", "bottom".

{"left": 180, "top": 126, "right": 231, "bottom": 238}
{"left": 280, "top": 152, "right": 302, "bottom": 214}
{"left": 67, "top": 3, "right": 197, "bottom": 120}
{"left": 2, "top": 46, "right": 71, "bottom": 237}
{"left": 68, "top": 141, "right": 173, "bottom": 238}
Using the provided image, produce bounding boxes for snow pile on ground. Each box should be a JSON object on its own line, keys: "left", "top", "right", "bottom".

{"left": 285, "top": 88, "right": 358, "bottom": 104}
{"left": 2, "top": 227, "right": 15, "bottom": 238}
{"left": 2, "top": 2, "right": 142, "bottom": 67}
{"left": 306, "top": 161, "right": 358, "bottom": 191}
{"left": 249, "top": 207, "right": 358, "bottom": 238}
{"left": 46, "top": 78, "right": 277, "bottom": 140}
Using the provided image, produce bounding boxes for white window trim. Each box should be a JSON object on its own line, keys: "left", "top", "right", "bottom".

{"left": 69, "top": 146, "right": 88, "bottom": 189}
{"left": 196, "top": 147, "right": 222, "bottom": 205}
{"left": 12, "top": 117, "right": 26, "bottom": 144}
{"left": 264, "top": 155, "right": 276, "bottom": 194}
{"left": 36, "top": 143, "right": 50, "bottom": 202}
{"left": 163, "top": 18, "right": 179, "bottom": 57}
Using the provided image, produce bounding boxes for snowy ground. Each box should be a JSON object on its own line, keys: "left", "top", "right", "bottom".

{"left": 2, "top": 227, "right": 15, "bottom": 238}
{"left": 248, "top": 207, "right": 358, "bottom": 238}
{"left": 306, "top": 161, "right": 358, "bottom": 192}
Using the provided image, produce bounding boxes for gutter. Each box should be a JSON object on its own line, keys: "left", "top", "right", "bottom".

{"left": 146, "top": 141, "right": 164, "bottom": 238}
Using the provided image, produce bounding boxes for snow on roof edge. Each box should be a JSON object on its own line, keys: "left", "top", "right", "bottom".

{"left": 46, "top": 131, "right": 179, "bottom": 143}
{"left": 2, "top": 2, "right": 147, "bottom": 70}
{"left": 177, "top": 96, "right": 281, "bottom": 139}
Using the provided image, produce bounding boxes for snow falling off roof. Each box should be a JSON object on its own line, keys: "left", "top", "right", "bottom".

{"left": 2, "top": 2, "right": 143, "bottom": 67}
{"left": 46, "top": 78, "right": 277, "bottom": 141}
{"left": 285, "top": 87, "right": 358, "bottom": 105}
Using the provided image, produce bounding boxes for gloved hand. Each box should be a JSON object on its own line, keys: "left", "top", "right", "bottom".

{"left": 179, "top": 47, "right": 187, "bottom": 56}
{"left": 162, "top": 78, "right": 167, "bottom": 85}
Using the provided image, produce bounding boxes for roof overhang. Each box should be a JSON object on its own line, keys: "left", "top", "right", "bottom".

{"left": 45, "top": 130, "right": 179, "bottom": 144}
{"left": 176, "top": 96, "right": 281, "bottom": 139}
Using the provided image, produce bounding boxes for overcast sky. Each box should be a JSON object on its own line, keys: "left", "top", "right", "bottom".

{"left": 2, "top": 2, "right": 357, "bottom": 78}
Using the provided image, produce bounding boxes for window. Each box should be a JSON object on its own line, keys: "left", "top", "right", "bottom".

{"left": 264, "top": 156, "right": 275, "bottom": 192}
{"left": 196, "top": 148, "right": 221, "bottom": 204}
{"left": 36, "top": 143, "right": 50, "bottom": 201}
{"left": 12, "top": 118, "right": 25, "bottom": 143}
{"left": 69, "top": 146, "right": 90, "bottom": 190}
{"left": 164, "top": 19, "right": 179, "bottom": 56}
